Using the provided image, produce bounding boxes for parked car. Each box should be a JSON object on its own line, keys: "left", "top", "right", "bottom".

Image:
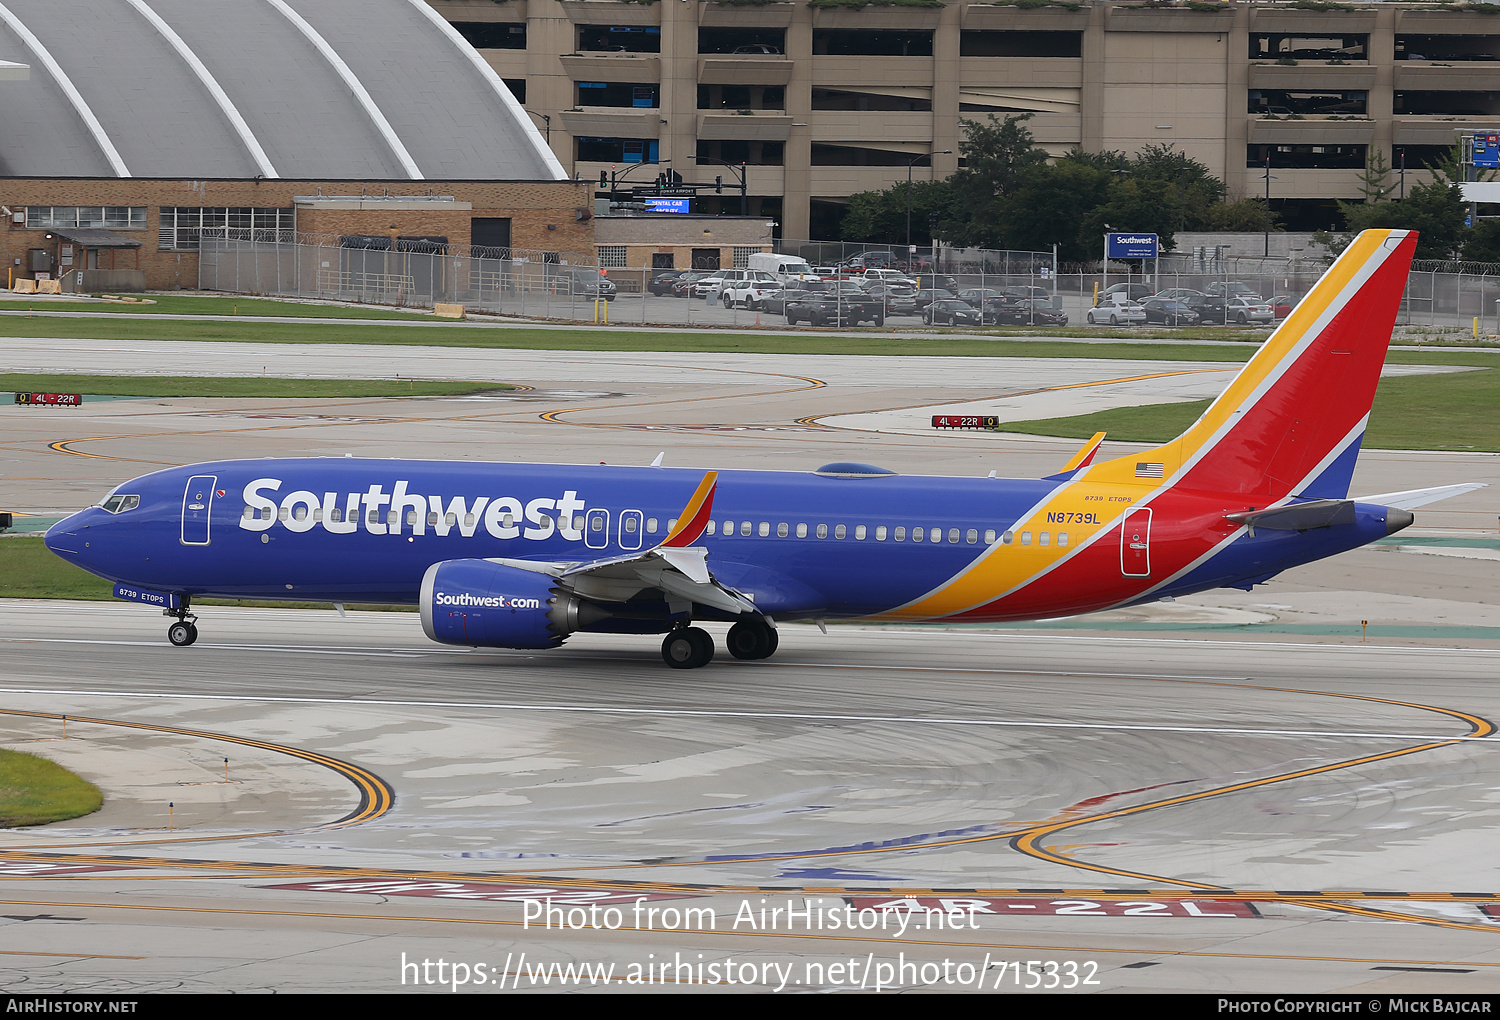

{"left": 958, "top": 287, "right": 1010, "bottom": 307}
{"left": 913, "top": 273, "right": 959, "bottom": 295}
{"left": 1225, "top": 296, "right": 1275, "bottom": 324}
{"left": 844, "top": 250, "right": 898, "bottom": 272}
{"left": 1183, "top": 294, "right": 1228, "bottom": 324}
{"left": 647, "top": 270, "right": 685, "bottom": 296}
{"left": 861, "top": 268, "right": 919, "bottom": 289}
{"left": 994, "top": 299, "right": 1067, "bottom": 326}
{"left": 861, "top": 281, "right": 919, "bottom": 316}
{"left": 1140, "top": 297, "right": 1199, "bottom": 326}
{"left": 1085, "top": 296, "right": 1146, "bottom": 325}
{"left": 1154, "top": 287, "right": 1205, "bottom": 304}
{"left": 1096, "top": 282, "right": 1153, "bottom": 305}
{"left": 557, "top": 267, "right": 615, "bottom": 301}
{"left": 720, "top": 271, "right": 783, "bottom": 309}
{"left": 670, "top": 272, "right": 708, "bottom": 297}
{"left": 784, "top": 285, "right": 884, "bottom": 326}
{"left": 912, "top": 288, "right": 946, "bottom": 312}
{"left": 922, "top": 298, "right": 982, "bottom": 326}
{"left": 1270, "top": 294, "right": 1297, "bottom": 318}
{"left": 690, "top": 271, "right": 728, "bottom": 298}
{"left": 1204, "top": 281, "right": 1261, "bottom": 300}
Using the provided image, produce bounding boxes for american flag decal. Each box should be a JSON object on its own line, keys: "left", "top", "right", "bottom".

{"left": 1135, "top": 462, "right": 1164, "bottom": 478}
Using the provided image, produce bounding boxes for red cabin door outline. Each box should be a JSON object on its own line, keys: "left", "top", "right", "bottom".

{"left": 1120, "top": 507, "right": 1152, "bottom": 577}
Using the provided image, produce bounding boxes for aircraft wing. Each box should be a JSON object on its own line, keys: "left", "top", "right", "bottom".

{"left": 482, "top": 470, "right": 757, "bottom": 616}
{"left": 1353, "top": 482, "right": 1487, "bottom": 509}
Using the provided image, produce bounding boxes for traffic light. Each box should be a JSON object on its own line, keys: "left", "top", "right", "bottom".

{"left": 715, "top": 175, "right": 723, "bottom": 193}
{"left": 599, "top": 170, "right": 608, "bottom": 188}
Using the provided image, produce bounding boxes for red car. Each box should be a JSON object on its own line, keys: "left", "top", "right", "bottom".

{"left": 1270, "top": 294, "right": 1297, "bottom": 319}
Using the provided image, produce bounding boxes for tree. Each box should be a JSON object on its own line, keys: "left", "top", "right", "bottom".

{"left": 994, "top": 161, "right": 1112, "bottom": 261}
{"left": 840, "top": 180, "right": 953, "bottom": 244}
{"left": 1198, "top": 197, "right": 1281, "bottom": 233}
{"left": 942, "top": 113, "right": 1049, "bottom": 246}
{"left": 1341, "top": 179, "right": 1467, "bottom": 260}
{"left": 1356, "top": 150, "right": 1395, "bottom": 204}
{"left": 1460, "top": 219, "right": 1500, "bottom": 264}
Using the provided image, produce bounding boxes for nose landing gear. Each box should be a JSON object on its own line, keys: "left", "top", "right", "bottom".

{"left": 164, "top": 599, "right": 198, "bottom": 646}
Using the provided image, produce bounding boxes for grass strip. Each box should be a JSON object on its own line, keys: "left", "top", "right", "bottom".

{"left": 998, "top": 368, "right": 1500, "bottom": 452}
{"left": 0, "top": 748, "right": 102, "bottom": 827}
{"left": 1, "top": 374, "right": 511, "bottom": 399}
{"left": 0, "top": 535, "right": 413, "bottom": 611}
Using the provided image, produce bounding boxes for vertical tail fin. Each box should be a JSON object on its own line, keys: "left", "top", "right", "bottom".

{"left": 1087, "top": 229, "right": 1417, "bottom": 500}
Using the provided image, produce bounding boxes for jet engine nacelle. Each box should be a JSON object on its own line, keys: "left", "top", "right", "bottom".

{"left": 420, "top": 559, "right": 569, "bottom": 649}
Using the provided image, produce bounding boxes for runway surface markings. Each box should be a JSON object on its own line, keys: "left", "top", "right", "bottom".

{"left": 0, "top": 707, "right": 394, "bottom": 832}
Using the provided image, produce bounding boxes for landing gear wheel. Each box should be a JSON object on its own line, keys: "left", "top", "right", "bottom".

{"left": 662, "top": 626, "right": 714, "bottom": 669}
{"left": 727, "top": 618, "right": 778, "bottom": 660}
{"left": 168, "top": 621, "right": 197, "bottom": 647}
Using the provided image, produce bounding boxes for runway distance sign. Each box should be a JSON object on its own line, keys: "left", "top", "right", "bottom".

{"left": 932, "top": 415, "right": 1000, "bottom": 429}
{"left": 849, "top": 897, "right": 1260, "bottom": 918}
{"left": 15, "top": 392, "right": 82, "bottom": 406}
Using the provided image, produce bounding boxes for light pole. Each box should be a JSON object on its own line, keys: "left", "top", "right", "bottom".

{"left": 599, "top": 159, "right": 672, "bottom": 205}
{"left": 694, "top": 156, "right": 748, "bottom": 215}
{"left": 1263, "top": 153, "right": 1277, "bottom": 257}
{"left": 906, "top": 150, "right": 952, "bottom": 255}
{"left": 522, "top": 109, "right": 551, "bottom": 146}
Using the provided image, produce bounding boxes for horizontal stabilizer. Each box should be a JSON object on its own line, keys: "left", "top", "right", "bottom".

{"left": 1354, "top": 482, "right": 1487, "bottom": 510}
{"left": 1042, "top": 431, "right": 1107, "bottom": 481}
{"left": 1227, "top": 499, "right": 1355, "bottom": 532}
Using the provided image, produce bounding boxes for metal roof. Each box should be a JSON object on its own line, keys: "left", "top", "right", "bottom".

{"left": 48, "top": 227, "right": 142, "bottom": 248}
{"left": 0, "top": 0, "right": 564, "bottom": 181}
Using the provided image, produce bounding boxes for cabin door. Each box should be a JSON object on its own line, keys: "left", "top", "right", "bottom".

{"left": 181, "top": 474, "right": 218, "bottom": 546}
{"left": 1120, "top": 507, "right": 1152, "bottom": 577}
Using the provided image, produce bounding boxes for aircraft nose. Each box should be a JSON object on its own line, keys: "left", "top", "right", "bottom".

{"left": 43, "top": 511, "right": 89, "bottom": 557}
{"left": 1386, "top": 507, "right": 1415, "bottom": 535}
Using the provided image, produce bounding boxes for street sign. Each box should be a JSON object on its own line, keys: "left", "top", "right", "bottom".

{"left": 1475, "top": 134, "right": 1500, "bottom": 169}
{"left": 1107, "top": 233, "right": 1159, "bottom": 258}
{"left": 631, "top": 187, "right": 696, "bottom": 198}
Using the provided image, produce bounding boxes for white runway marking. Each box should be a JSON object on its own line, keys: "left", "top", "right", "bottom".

{"left": 0, "top": 685, "right": 1486, "bottom": 744}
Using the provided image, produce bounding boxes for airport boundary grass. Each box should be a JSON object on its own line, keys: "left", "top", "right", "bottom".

{"left": 0, "top": 748, "right": 102, "bottom": 827}
{"left": 5, "top": 312, "right": 1500, "bottom": 367}
{"left": 999, "top": 367, "right": 1500, "bottom": 452}
{"left": 0, "top": 535, "right": 414, "bottom": 611}
{"left": 0, "top": 374, "right": 512, "bottom": 399}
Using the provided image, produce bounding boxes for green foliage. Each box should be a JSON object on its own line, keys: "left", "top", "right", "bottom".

{"left": 941, "top": 114, "right": 1050, "bottom": 247}
{"left": 1198, "top": 197, "right": 1279, "bottom": 233}
{"left": 1289, "top": 0, "right": 1354, "bottom": 10}
{"left": 1461, "top": 220, "right": 1500, "bottom": 264}
{"left": 840, "top": 179, "right": 953, "bottom": 245}
{"left": 984, "top": 0, "right": 1083, "bottom": 8}
{"left": 1341, "top": 180, "right": 1468, "bottom": 260}
{"left": 1357, "top": 150, "right": 1396, "bottom": 204}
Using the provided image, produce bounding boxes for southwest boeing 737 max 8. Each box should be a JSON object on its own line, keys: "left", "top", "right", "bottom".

{"left": 44, "top": 229, "right": 1481, "bottom": 668}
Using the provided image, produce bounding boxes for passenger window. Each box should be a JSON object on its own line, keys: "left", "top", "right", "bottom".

{"left": 503, "top": 513, "right": 516, "bottom": 528}
{"left": 1021, "top": 531, "right": 1032, "bottom": 545}
{"left": 388, "top": 510, "right": 399, "bottom": 525}
{"left": 626, "top": 517, "right": 638, "bottom": 533}
{"left": 855, "top": 525, "right": 866, "bottom": 540}
{"left": 1003, "top": 530, "right": 1014, "bottom": 544}
{"left": 1039, "top": 532, "right": 1050, "bottom": 546}
{"left": 426, "top": 511, "right": 437, "bottom": 525}
{"left": 647, "top": 518, "right": 658, "bottom": 533}
{"left": 948, "top": 528, "right": 959, "bottom": 544}
{"left": 931, "top": 528, "right": 943, "bottom": 543}
{"left": 262, "top": 508, "right": 273, "bottom": 521}
{"left": 314, "top": 509, "right": 324, "bottom": 522}
{"left": 464, "top": 514, "right": 476, "bottom": 528}
{"left": 1058, "top": 532, "right": 1069, "bottom": 546}
{"left": 817, "top": 523, "right": 828, "bottom": 538}
{"left": 894, "top": 526, "right": 905, "bottom": 541}
{"left": 985, "top": 529, "right": 996, "bottom": 544}
{"left": 741, "top": 521, "right": 752, "bottom": 536}
{"left": 406, "top": 511, "right": 416, "bottom": 525}
{"left": 912, "top": 526, "right": 924, "bottom": 543}
{"left": 446, "top": 513, "right": 457, "bottom": 526}
{"left": 835, "top": 524, "right": 847, "bottom": 539}
{"left": 723, "top": 519, "right": 734, "bottom": 534}
{"left": 966, "top": 529, "right": 977, "bottom": 544}
{"left": 777, "top": 522, "right": 789, "bottom": 537}
{"left": 759, "top": 522, "right": 769, "bottom": 537}
{"left": 876, "top": 526, "right": 887, "bottom": 541}
{"left": 707, "top": 521, "right": 717, "bottom": 535}
{"left": 242, "top": 506, "right": 254, "bottom": 519}
{"left": 797, "top": 523, "right": 807, "bottom": 537}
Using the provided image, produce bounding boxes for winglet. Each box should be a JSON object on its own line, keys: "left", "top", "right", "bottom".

{"left": 1042, "top": 431, "right": 1107, "bottom": 481}
{"left": 659, "top": 471, "right": 718, "bottom": 547}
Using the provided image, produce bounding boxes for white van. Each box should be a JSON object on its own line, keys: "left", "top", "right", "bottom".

{"left": 747, "top": 252, "right": 818, "bottom": 284}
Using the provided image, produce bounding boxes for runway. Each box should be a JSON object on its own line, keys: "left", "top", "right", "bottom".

{"left": 2, "top": 336, "right": 1499, "bottom": 992}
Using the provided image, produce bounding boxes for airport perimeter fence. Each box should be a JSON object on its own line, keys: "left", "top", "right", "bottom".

{"left": 196, "top": 228, "right": 1500, "bottom": 334}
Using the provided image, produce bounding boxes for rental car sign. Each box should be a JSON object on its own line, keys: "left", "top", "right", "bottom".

{"left": 1106, "top": 233, "right": 1159, "bottom": 258}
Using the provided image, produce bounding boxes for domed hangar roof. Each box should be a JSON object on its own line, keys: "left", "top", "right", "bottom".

{"left": 0, "top": 0, "right": 564, "bottom": 180}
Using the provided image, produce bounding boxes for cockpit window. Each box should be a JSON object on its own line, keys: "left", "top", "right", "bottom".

{"left": 100, "top": 494, "right": 140, "bottom": 514}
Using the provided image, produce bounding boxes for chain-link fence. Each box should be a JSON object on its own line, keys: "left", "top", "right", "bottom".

{"left": 197, "top": 228, "right": 1500, "bottom": 334}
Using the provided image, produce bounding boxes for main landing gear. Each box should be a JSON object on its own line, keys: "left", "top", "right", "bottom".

{"left": 726, "top": 617, "right": 778, "bottom": 661}
{"left": 662, "top": 626, "right": 713, "bottom": 669}
{"left": 661, "top": 617, "right": 779, "bottom": 669}
{"left": 164, "top": 599, "right": 198, "bottom": 647}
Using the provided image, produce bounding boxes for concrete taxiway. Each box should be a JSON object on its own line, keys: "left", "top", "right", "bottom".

{"left": 1, "top": 335, "right": 1499, "bottom": 993}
